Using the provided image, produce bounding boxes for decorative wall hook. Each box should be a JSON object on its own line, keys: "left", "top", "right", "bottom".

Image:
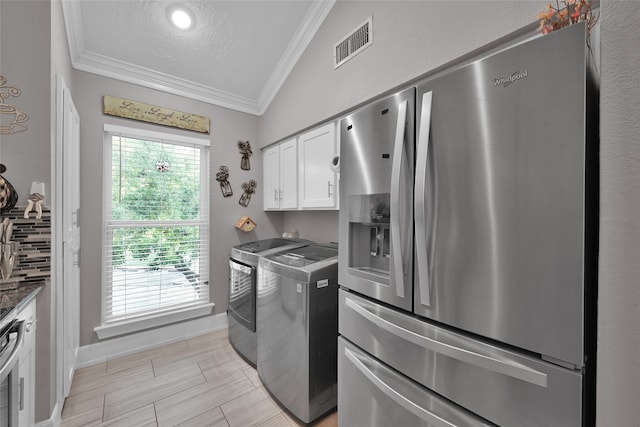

{"left": 0, "top": 75, "right": 29, "bottom": 135}
{"left": 239, "top": 179, "right": 257, "bottom": 207}
{"left": 215, "top": 166, "right": 233, "bottom": 197}
{"left": 238, "top": 140, "right": 252, "bottom": 171}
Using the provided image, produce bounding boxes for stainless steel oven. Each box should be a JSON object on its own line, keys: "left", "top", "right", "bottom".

{"left": 228, "top": 238, "right": 312, "bottom": 366}
{"left": 0, "top": 319, "right": 24, "bottom": 427}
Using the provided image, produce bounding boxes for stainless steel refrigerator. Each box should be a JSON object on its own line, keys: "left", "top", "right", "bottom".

{"left": 338, "top": 23, "right": 598, "bottom": 426}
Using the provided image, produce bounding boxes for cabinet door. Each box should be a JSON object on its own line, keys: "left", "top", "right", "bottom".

{"left": 279, "top": 138, "right": 298, "bottom": 209}
{"left": 263, "top": 145, "right": 281, "bottom": 210}
{"left": 298, "top": 123, "right": 338, "bottom": 209}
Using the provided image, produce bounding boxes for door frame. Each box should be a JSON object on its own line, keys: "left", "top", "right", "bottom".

{"left": 54, "top": 73, "right": 80, "bottom": 405}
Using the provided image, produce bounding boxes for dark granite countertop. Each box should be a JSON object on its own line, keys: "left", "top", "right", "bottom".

{"left": 0, "top": 282, "right": 43, "bottom": 329}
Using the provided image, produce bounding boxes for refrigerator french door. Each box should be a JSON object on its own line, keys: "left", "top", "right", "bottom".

{"left": 337, "top": 87, "right": 415, "bottom": 312}
{"left": 338, "top": 23, "right": 597, "bottom": 427}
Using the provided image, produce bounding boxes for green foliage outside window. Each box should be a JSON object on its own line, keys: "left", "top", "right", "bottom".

{"left": 110, "top": 137, "right": 202, "bottom": 272}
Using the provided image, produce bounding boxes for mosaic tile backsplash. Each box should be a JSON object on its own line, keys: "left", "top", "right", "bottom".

{"left": 0, "top": 206, "right": 51, "bottom": 287}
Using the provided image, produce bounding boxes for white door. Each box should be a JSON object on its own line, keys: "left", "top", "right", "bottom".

{"left": 56, "top": 75, "right": 80, "bottom": 400}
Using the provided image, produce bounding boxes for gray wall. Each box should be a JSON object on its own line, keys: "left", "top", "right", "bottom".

{"left": 2, "top": 0, "right": 638, "bottom": 424}
{"left": 282, "top": 210, "right": 338, "bottom": 244}
{"left": 259, "top": 0, "right": 546, "bottom": 146}
{"left": 272, "top": 0, "right": 546, "bottom": 256}
{"left": 0, "top": 0, "right": 52, "bottom": 197}
{"left": 260, "top": 0, "right": 640, "bottom": 425}
{"left": 73, "top": 70, "right": 284, "bottom": 346}
{"left": 0, "top": 0, "right": 59, "bottom": 422}
{"left": 597, "top": 0, "right": 640, "bottom": 424}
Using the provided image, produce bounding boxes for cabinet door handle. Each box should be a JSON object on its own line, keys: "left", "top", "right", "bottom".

{"left": 73, "top": 249, "right": 81, "bottom": 267}
{"left": 391, "top": 99, "right": 408, "bottom": 298}
{"left": 274, "top": 189, "right": 278, "bottom": 202}
{"left": 72, "top": 208, "right": 80, "bottom": 228}
{"left": 415, "top": 91, "right": 433, "bottom": 306}
{"left": 328, "top": 181, "right": 333, "bottom": 197}
{"left": 25, "top": 320, "right": 36, "bottom": 333}
{"left": 19, "top": 377, "right": 24, "bottom": 411}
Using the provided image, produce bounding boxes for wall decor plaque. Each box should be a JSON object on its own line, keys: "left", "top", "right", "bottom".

{"left": 103, "top": 95, "right": 210, "bottom": 134}
{"left": 0, "top": 75, "right": 29, "bottom": 135}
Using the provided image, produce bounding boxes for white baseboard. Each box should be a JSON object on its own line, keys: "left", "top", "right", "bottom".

{"left": 76, "top": 312, "right": 228, "bottom": 368}
{"left": 34, "top": 401, "right": 61, "bottom": 427}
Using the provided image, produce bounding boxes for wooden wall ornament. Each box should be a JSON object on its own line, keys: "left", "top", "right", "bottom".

{"left": 239, "top": 179, "right": 257, "bottom": 207}
{"left": 103, "top": 95, "right": 210, "bottom": 134}
{"left": 235, "top": 216, "right": 257, "bottom": 232}
{"left": 238, "top": 140, "right": 252, "bottom": 170}
{"left": 0, "top": 75, "right": 29, "bottom": 135}
{"left": 215, "top": 166, "right": 233, "bottom": 197}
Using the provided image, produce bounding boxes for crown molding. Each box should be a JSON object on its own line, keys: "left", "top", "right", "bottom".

{"left": 61, "top": 0, "right": 85, "bottom": 61}
{"left": 73, "top": 49, "right": 260, "bottom": 115}
{"left": 256, "top": 0, "right": 336, "bottom": 115}
{"left": 61, "top": 0, "right": 336, "bottom": 116}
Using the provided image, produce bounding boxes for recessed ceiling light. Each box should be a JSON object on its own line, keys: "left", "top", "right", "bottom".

{"left": 170, "top": 7, "right": 193, "bottom": 30}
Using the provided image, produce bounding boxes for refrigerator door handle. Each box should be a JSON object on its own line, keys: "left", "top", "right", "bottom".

{"left": 345, "top": 296, "right": 548, "bottom": 387}
{"left": 390, "top": 99, "right": 408, "bottom": 298}
{"left": 415, "top": 91, "right": 433, "bottom": 306}
{"left": 344, "top": 347, "right": 491, "bottom": 427}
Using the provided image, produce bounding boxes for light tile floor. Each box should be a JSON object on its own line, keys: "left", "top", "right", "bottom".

{"left": 60, "top": 328, "right": 338, "bottom": 427}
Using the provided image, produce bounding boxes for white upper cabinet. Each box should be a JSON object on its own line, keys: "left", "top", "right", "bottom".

{"left": 263, "top": 138, "right": 298, "bottom": 210}
{"left": 263, "top": 121, "right": 339, "bottom": 211}
{"left": 298, "top": 122, "right": 338, "bottom": 209}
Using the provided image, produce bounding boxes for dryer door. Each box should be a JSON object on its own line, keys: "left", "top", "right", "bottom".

{"left": 228, "top": 258, "right": 256, "bottom": 331}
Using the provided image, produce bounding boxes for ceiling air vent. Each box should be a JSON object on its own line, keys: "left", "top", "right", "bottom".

{"left": 334, "top": 17, "right": 373, "bottom": 69}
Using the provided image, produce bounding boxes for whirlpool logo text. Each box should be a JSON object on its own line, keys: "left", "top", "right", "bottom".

{"left": 492, "top": 70, "right": 528, "bottom": 88}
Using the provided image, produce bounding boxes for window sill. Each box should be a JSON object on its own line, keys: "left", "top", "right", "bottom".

{"left": 94, "top": 303, "right": 215, "bottom": 340}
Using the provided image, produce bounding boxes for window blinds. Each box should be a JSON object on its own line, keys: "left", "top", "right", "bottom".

{"left": 104, "top": 133, "right": 209, "bottom": 323}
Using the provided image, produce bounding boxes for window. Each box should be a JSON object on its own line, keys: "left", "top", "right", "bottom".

{"left": 101, "top": 125, "right": 210, "bottom": 329}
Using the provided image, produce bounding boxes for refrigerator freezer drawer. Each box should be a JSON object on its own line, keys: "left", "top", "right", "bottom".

{"left": 338, "top": 337, "right": 496, "bottom": 427}
{"left": 339, "top": 290, "right": 584, "bottom": 427}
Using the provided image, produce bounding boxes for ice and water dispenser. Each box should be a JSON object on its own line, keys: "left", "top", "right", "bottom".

{"left": 348, "top": 193, "right": 392, "bottom": 282}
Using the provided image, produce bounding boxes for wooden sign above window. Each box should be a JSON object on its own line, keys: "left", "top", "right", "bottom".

{"left": 103, "top": 95, "right": 210, "bottom": 134}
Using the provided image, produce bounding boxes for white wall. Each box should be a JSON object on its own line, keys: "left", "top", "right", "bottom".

{"left": 260, "top": 0, "right": 640, "bottom": 425}
{"left": 72, "top": 70, "right": 284, "bottom": 346}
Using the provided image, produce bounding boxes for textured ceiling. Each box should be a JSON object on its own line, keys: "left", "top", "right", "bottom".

{"left": 62, "top": 0, "right": 335, "bottom": 115}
